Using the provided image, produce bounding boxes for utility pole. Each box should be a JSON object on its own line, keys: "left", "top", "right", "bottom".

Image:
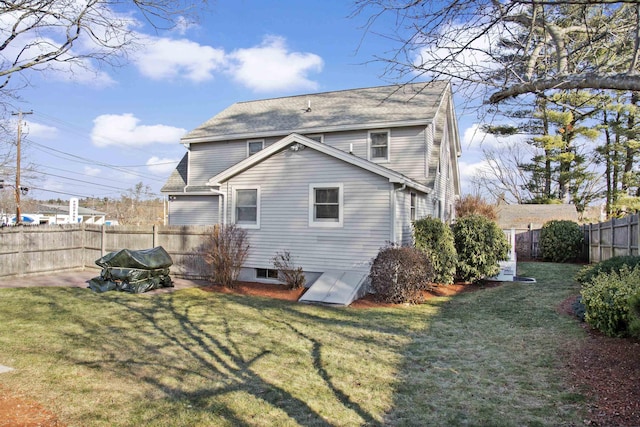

{"left": 11, "top": 110, "right": 32, "bottom": 225}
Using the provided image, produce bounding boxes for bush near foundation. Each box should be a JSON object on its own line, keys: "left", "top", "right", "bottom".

{"left": 413, "top": 217, "right": 457, "bottom": 284}
{"left": 539, "top": 220, "right": 584, "bottom": 262}
{"left": 581, "top": 265, "right": 640, "bottom": 337}
{"left": 272, "top": 251, "right": 305, "bottom": 289}
{"left": 451, "top": 214, "right": 509, "bottom": 283}
{"left": 369, "top": 245, "right": 435, "bottom": 304}
{"left": 202, "top": 224, "right": 250, "bottom": 288}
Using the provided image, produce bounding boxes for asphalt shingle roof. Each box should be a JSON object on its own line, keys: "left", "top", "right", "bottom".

{"left": 183, "top": 81, "right": 450, "bottom": 142}
{"left": 160, "top": 154, "right": 188, "bottom": 192}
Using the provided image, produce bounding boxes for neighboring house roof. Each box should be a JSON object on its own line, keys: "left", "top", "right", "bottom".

{"left": 496, "top": 204, "right": 579, "bottom": 230}
{"left": 161, "top": 154, "right": 188, "bottom": 193}
{"left": 182, "top": 81, "right": 452, "bottom": 143}
{"left": 207, "top": 133, "right": 432, "bottom": 194}
{"left": 34, "top": 204, "right": 106, "bottom": 216}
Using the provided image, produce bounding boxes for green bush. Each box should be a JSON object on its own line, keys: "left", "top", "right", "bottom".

{"left": 413, "top": 217, "right": 457, "bottom": 284}
{"left": 368, "top": 245, "right": 435, "bottom": 304}
{"left": 539, "top": 220, "right": 584, "bottom": 262}
{"left": 580, "top": 265, "right": 640, "bottom": 337}
{"left": 628, "top": 291, "right": 640, "bottom": 338}
{"left": 576, "top": 255, "right": 640, "bottom": 284}
{"left": 451, "top": 215, "right": 510, "bottom": 283}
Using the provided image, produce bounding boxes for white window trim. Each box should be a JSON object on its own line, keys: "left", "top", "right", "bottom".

{"left": 309, "top": 183, "right": 343, "bottom": 228}
{"left": 233, "top": 186, "right": 261, "bottom": 229}
{"left": 368, "top": 129, "right": 390, "bottom": 163}
{"left": 247, "top": 139, "right": 265, "bottom": 157}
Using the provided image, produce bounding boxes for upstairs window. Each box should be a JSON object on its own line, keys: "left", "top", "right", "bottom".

{"left": 369, "top": 130, "right": 390, "bottom": 162}
{"left": 247, "top": 140, "right": 264, "bottom": 157}
{"left": 309, "top": 183, "right": 343, "bottom": 227}
{"left": 235, "top": 187, "right": 260, "bottom": 228}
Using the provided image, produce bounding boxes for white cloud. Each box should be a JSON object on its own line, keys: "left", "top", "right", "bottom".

{"left": 0, "top": 2, "right": 134, "bottom": 87}
{"left": 146, "top": 156, "right": 180, "bottom": 175}
{"left": 172, "top": 16, "right": 198, "bottom": 36}
{"left": 134, "top": 36, "right": 226, "bottom": 82}
{"left": 462, "top": 123, "right": 527, "bottom": 150}
{"left": 91, "top": 114, "right": 187, "bottom": 147}
{"left": 226, "top": 35, "right": 323, "bottom": 92}
{"left": 24, "top": 121, "right": 58, "bottom": 139}
{"left": 83, "top": 166, "right": 101, "bottom": 177}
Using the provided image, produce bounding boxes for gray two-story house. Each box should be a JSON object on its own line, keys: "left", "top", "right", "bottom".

{"left": 161, "top": 81, "right": 461, "bottom": 304}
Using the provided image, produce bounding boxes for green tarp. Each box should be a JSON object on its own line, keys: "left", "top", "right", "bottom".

{"left": 88, "top": 247, "right": 174, "bottom": 293}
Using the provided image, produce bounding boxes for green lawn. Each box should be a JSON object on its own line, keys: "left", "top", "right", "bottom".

{"left": 0, "top": 262, "right": 587, "bottom": 426}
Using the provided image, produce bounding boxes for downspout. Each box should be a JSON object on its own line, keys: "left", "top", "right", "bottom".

{"left": 208, "top": 185, "right": 226, "bottom": 225}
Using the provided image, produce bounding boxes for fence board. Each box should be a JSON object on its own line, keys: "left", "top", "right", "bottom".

{"left": 582, "top": 214, "right": 639, "bottom": 263}
{"left": 0, "top": 224, "right": 214, "bottom": 279}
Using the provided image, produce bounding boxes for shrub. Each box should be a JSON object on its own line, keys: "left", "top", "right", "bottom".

{"left": 629, "top": 291, "right": 640, "bottom": 338}
{"left": 413, "top": 217, "right": 457, "bottom": 284}
{"left": 272, "top": 251, "right": 305, "bottom": 289}
{"left": 576, "top": 255, "right": 640, "bottom": 285}
{"left": 581, "top": 265, "right": 640, "bottom": 337}
{"left": 202, "top": 224, "right": 250, "bottom": 288}
{"left": 451, "top": 214, "right": 509, "bottom": 283}
{"left": 539, "top": 220, "right": 584, "bottom": 263}
{"left": 368, "top": 245, "right": 435, "bottom": 304}
{"left": 455, "top": 195, "right": 497, "bottom": 220}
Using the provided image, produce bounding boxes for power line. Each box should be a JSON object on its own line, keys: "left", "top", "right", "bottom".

{"left": 29, "top": 141, "right": 168, "bottom": 182}
{"left": 35, "top": 171, "right": 131, "bottom": 191}
{"left": 26, "top": 185, "right": 101, "bottom": 199}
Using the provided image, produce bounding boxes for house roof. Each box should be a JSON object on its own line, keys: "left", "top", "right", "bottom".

{"left": 182, "top": 81, "right": 451, "bottom": 143}
{"left": 160, "top": 153, "right": 188, "bottom": 193}
{"left": 207, "top": 133, "right": 432, "bottom": 194}
{"left": 35, "top": 204, "right": 106, "bottom": 216}
{"left": 496, "top": 204, "right": 579, "bottom": 230}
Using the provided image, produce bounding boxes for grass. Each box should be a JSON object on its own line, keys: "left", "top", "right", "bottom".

{"left": 0, "top": 262, "right": 587, "bottom": 426}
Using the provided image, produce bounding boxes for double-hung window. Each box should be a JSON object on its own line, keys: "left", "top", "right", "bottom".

{"left": 309, "top": 183, "right": 343, "bottom": 227}
{"left": 247, "top": 140, "right": 264, "bottom": 157}
{"left": 369, "top": 130, "right": 390, "bottom": 162}
{"left": 235, "top": 187, "right": 260, "bottom": 228}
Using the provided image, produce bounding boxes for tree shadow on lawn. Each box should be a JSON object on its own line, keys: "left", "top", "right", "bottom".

{"left": 49, "top": 288, "right": 423, "bottom": 426}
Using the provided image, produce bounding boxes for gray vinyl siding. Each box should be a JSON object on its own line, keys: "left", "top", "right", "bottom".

{"left": 187, "top": 126, "right": 429, "bottom": 189}
{"left": 188, "top": 141, "right": 246, "bottom": 187}
{"left": 322, "top": 127, "right": 428, "bottom": 183}
{"left": 168, "top": 195, "right": 219, "bottom": 226}
{"left": 387, "top": 127, "right": 428, "bottom": 181}
{"left": 222, "top": 147, "right": 391, "bottom": 272}
{"left": 395, "top": 190, "right": 412, "bottom": 247}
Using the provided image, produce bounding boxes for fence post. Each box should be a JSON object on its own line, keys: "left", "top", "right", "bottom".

{"left": 101, "top": 224, "right": 106, "bottom": 257}
{"left": 153, "top": 224, "right": 158, "bottom": 248}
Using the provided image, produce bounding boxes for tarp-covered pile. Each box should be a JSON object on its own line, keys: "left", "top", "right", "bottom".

{"left": 88, "top": 246, "right": 174, "bottom": 293}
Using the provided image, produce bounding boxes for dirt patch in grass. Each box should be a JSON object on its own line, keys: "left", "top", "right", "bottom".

{"left": 0, "top": 388, "right": 63, "bottom": 427}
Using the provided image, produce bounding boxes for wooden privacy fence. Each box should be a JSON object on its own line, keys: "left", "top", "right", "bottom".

{"left": 0, "top": 224, "right": 216, "bottom": 279}
{"left": 582, "top": 214, "right": 639, "bottom": 263}
{"left": 512, "top": 214, "right": 638, "bottom": 263}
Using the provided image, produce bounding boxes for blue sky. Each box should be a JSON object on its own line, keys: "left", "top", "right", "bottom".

{"left": 6, "top": 0, "right": 489, "bottom": 201}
